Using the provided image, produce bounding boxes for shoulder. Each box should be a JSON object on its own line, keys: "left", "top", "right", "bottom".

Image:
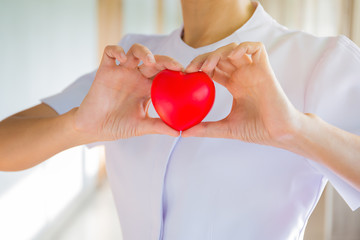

{"left": 264, "top": 21, "right": 360, "bottom": 87}
{"left": 303, "top": 34, "right": 360, "bottom": 128}
{"left": 118, "top": 32, "right": 174, "bottom": 54}
{"left": 268, "top": 21, "right": 360, "bottom": 63}
{"left": 319, "top": 35, "right": 360, "bottom": 64}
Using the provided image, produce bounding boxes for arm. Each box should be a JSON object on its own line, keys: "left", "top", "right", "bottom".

{"left": 183, "top": 42, "right": 360, "bottom": 191}
{"left": 0, "top": 104, "right": 83, "bottom": 171}
{"left": 286, "top": 113, "right": 360, "bottom": 191}
{"left": 0, "top": 44, "right": 181, "bottom": 171}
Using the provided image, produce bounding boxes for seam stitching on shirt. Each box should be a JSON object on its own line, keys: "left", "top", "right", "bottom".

{"left": 337, "top": 35, "right": 360, "bottom": 63}
{"left": 158, "top": 135, "right": 182, "bottom": 240}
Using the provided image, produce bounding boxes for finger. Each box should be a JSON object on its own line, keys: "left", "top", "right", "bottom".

{"left": 207, "top": 59, "right": 237, "bottom": 87}
{"left": 124, "top": 43, "right": 156, "bottom": 69}
{"left": 228, "top": 54, "right": 252, "bottom": 68}
{"left": 200, "top": 54, "right": 221, "bottom": 77}
{"left": 141, "top": 117, "right": 180, "bottom": 137}
{"left": 138, "top": 55, "right": 183, "bottom": 78}
{"left": 101, "top": 45, "right": 127, "bottom": 66}
{"left": 185, "top": 42, "right": 238, "bottom": 73}
{"left": 228, "top": 42, "right": 266, "bottom": 65}
{"left": 181, "top": 120, "right": 232, "bottom": 139}
{"left": 138, "top": 63, "right": 158, "bottom": 79}
{"left": 200, "top": 43, "right": 237, "bottom": 76}
{"left": 185, "top": 53, "right": 209, "bottom": 73}
{"left": 155, "top": 55, "right": 183, "bottom": 71}
{"left": 216, "top": 59, "right": 237, "bottom": 76}
{"left": 211, "top": 67, "right": 231, "bottom": 86}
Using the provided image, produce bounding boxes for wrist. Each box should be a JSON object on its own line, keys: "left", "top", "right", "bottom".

{"left": 62, "top": 108, "right": 99, "bottom": 146}
{"left": 275, "top": 112, "right": 318, "bottom": 158}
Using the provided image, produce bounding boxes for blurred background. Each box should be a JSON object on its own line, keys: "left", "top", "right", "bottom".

{"left": 0, "top": 0, "right": 359, "bottom": 239}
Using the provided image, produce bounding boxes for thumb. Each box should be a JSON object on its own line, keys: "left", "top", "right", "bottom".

{"left": 181, "top": 120, "right": 231, "bottom": 138}
{"left": 141, "top": 117, "right": 180, "bottom": 137}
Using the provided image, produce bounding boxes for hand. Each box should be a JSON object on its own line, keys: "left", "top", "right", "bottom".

{"left": 183, "top": 42, "right": 303, "bottom": 147}
{"left": 74, "top": 44, "right": 182, "bottom": 142}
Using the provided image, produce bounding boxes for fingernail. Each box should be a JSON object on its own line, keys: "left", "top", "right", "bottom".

{"left": 146, "top": 54, "right": 156, "bottom": 64}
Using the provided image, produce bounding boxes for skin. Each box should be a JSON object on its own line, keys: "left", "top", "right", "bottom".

{"left": 183, "top": 42, "right": 360, "bottom": 191}
{"left": 0, "top": 45, "right": 181, "bottom": 170}
{"left": 181, "top": 0, "right": 255, "bottom": 48}
{"left": 0, "top": 0, "right": 359, "bottom": 191}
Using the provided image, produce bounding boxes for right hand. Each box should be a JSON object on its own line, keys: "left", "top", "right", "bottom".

{"left": 73, "top": 44, "right": 182, "bottom": 142}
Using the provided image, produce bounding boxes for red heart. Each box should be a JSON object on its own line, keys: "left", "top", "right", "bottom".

{"left": 151, "top": 69, "right": 215, "bottom": 131}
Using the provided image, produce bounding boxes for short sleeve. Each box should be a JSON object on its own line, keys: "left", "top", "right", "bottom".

{"left": 304, "top": 35, "right": 360, "bottom": 210}
{"left": 41, "top": 70, "right": 97, "bottom": 115}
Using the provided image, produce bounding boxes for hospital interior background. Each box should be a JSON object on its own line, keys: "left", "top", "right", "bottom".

{"left": 0, "top": 0, "right": 360, "bottom": 239}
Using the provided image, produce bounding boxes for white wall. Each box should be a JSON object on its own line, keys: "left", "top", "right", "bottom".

{"left": 0, "top": 1, "right": 100, "bottom": 239}
{"left": 122, "top": 0, "right": 182, "bottom": 35}
{"left": 162, "top": 0, "right": 182, "bottom": 34}
{"left": 122, "top": 0, "right": 158, "bottom": 35}
{"left": 0, "top": 0, "right": 97, "bottom": 119}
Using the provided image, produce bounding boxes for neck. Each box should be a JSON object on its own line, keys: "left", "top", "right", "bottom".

{"left": 181, "top": 0, "right": 256, "bottom": 48}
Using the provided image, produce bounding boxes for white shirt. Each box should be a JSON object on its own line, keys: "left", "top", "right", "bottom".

{"left": 42, "top": 3, "right": 360, "bottom": 240}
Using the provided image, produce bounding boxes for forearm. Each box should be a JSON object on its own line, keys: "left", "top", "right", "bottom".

{"left": 0, "top": 108, "right": 88, "bottom": 171}
{"left": 283, "top": 113, "right": 360, "bottom": 191}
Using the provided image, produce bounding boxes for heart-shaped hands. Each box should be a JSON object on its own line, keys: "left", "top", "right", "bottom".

{"left": 73, "top": 41, "right": 302, "bottom": 147}
{"left": 74, "top": 44, "right": 182, "bottom": 142}
{"left": 183, "top": 42, "right": 303, "bottom": 147}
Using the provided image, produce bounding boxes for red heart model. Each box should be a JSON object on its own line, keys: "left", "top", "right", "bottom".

{"left": 151, "top": 69, "right": 215, "bottom": 131}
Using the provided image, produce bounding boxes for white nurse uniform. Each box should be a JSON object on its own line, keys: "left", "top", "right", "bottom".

{"left": 42, "top": 3, "right": 360, "bottom": 240}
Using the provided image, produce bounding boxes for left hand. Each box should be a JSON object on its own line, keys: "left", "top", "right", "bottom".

{"left": 183, "top": 42, "right": 303, "bottom": 147}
